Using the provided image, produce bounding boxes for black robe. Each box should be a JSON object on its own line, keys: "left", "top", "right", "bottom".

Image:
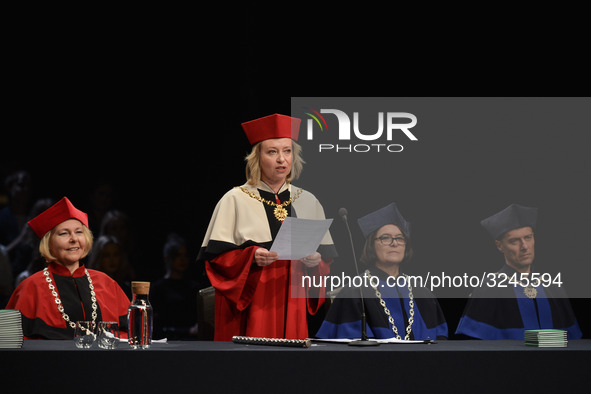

{"left": 455, "top": 265, "right": 582, "bottom": 339}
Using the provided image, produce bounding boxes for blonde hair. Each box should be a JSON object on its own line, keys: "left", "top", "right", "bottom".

{"left": 245, "top": 140, "right": 305, "bottom": 185}
{"left": 39, "top": 225, "right": 94, "bottom": 263}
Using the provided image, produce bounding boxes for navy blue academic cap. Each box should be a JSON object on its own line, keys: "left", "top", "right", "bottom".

{"left": 480, "top": 203, "right": 537, "bottom": 240}
{"left": 357, "top": 202, "right": 411, "bottom": 239}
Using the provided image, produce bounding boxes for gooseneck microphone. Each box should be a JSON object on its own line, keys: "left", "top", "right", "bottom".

{"left": 338, "top": 208, "right": 379, "bottom": 346}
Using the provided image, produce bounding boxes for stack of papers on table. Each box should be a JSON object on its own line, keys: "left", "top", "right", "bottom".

{"left": 0, "top": 309, "right": 23, "bottom": 348}
{"left": 524, "top": 329, "right": 567, "bottom": 347}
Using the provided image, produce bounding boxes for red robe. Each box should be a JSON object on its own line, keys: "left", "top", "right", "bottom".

{"left": 200, "top": 182, "right": 337, "bottom": 341}
{"left": 206, "top": 247, "right": 331, "bottom": 341}
{"left": 6, "top": 262, "right": 130, "bottom": 340}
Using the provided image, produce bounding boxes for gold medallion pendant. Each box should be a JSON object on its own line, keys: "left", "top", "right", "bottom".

{"left": 236, "top": 186, "right": 303, "bottom": 223}
{"left": 274, "top": 206, "right": 288, "bottom": 222}
{"left": 524, "top": 285, "right": 537, "bottom": 299}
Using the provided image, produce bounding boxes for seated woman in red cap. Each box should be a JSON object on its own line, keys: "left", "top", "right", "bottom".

{"left": 198, "top": 114, "right": 337, "bottom": 341}
{"left": 6, "top": 197, "right": 130, "bottom": 340}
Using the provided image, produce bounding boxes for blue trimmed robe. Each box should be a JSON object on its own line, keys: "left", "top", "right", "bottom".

{"left": 455, "top": 265, "right": 582, "bottom": 340}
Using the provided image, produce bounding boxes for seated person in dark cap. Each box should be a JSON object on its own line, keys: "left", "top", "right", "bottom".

{"left": 316, "top": 203, "right": 448, "bottom": 340}
{"left": 455, "top": 204, "right": 582, "bottom": 340}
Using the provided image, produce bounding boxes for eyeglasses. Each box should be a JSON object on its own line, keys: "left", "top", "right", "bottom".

{"left": 375, "top": 235, "right": 406, "bottom": 246}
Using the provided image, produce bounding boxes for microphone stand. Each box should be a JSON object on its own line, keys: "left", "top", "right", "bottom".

{"left": 340, "top": 208, "right": 379, "bottom": 347}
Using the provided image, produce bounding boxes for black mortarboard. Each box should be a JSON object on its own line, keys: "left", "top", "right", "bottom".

{"left": 480, "top": 203, "right": 537, "bottom": 240}
{"left": 357, "top": 202, "right": 411, "bottom": 239}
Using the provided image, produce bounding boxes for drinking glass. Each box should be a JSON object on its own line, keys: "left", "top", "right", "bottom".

{"left": 74, "top": 321, "right": 96, "bottom": 349}
{"left": 97, "top": 321, "right": 120, "bottom": 349}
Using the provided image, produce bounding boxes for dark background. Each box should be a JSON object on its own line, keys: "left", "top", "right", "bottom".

{"left": 2, "top": 6, "right": 589, "bottom": 337}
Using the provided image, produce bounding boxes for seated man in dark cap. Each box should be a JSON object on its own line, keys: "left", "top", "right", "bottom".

{"left": 455, "top": 204, "right": 582, "bottom": 340}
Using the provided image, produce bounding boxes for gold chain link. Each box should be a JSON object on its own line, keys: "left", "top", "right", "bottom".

{"left": 44, "top": 267, "right": 98, "bottom": 335}
{"left": 366, "top": 269, "right": 414, "bottom": 340}
{"left": 235, "top": 186, "right": 303, "bottom": 222}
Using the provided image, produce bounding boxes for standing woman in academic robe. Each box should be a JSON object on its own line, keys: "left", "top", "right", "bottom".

{"left": 316, "top": 203, "right": 448, "bottom": 340}
{"left": 6, "top": 197, "right": 130, "bottom": 339}
{"left": 198, "top": 114, "right": 337, "bottom": 341}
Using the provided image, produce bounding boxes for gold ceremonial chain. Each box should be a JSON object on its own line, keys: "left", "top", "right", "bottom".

{"left": 43, "top": 267, "right": 98, "bottom": 333}
{"left": 366, "top": 269, "right": 415, "bottom": 340}
{"left": 236, "top": 186, "right": 303, "bottom": 222}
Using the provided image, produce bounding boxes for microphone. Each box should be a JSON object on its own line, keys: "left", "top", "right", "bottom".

{"left": 339, "top": 208, "right": 379, "bottom": 346}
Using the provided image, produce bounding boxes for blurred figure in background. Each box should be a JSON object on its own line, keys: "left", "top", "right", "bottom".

{"left": 99, "top": 209, "right": 138, "bottom": 281}
{"left": 7, "top": 198, "right": 54, "bottom": 285}
{"left": 0, "top": 170, "right": 33, "bottom": 256}
{"left": 87, "top": 234, "right": 133, "bottom": 298}
{"left": 151, "top": 233, "right": 200, "bottom": 340}
{"left": 86, "top": 179, "right": 116, "bottom": 235}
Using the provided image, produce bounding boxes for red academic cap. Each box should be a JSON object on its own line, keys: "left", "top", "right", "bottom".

{"left": 241, "top": 114, "right": 301, "bottom": 145}
{"left": 28, "top": 197, "right": 89, "bottom": 239}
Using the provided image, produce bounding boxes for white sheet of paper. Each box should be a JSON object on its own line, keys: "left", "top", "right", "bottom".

{"left": 269, "top": 217, "right": 333, "bottom": 260}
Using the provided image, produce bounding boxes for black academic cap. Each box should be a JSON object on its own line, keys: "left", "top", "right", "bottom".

{"left": 357, "top": 202, "right": 411, "bottom": 239}
{"left": 480, "top": 203, "right": 537, "bottom": 240}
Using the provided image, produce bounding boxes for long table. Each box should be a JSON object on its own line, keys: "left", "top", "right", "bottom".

{"left": 3, "top": 339, "right": 590, "bottom": 393}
